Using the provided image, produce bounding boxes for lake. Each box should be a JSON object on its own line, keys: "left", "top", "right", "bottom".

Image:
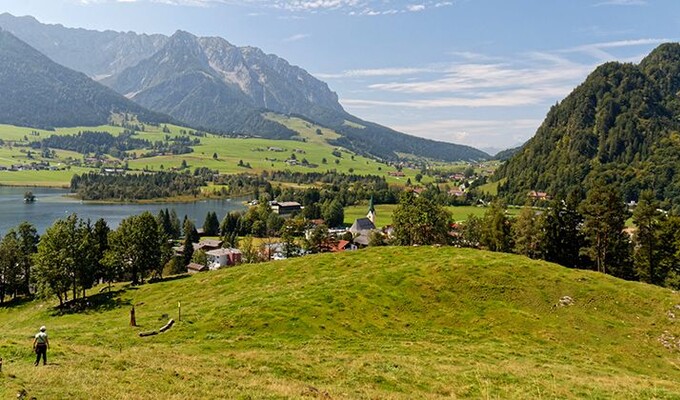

{"left": 0, "top": 186, "right": 248, "bottom": 235}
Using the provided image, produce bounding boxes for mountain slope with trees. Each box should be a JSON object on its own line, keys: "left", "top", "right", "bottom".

{"left": 494, "top": 43, "right": 680, "bottom": 210}
{"left": 0, "top": 28, "right": 171, "bottom": 129}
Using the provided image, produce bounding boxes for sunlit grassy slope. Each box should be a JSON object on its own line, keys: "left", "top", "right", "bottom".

{"left": 1, "top": 247, "right": 680, "bottom": 399}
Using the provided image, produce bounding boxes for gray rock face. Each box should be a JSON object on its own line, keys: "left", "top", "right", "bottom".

{"left": 0, "top": 13, "right": 167, "bottom": 78}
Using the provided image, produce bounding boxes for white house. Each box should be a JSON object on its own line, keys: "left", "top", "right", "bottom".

{"left": 206, "top": 248, "right": 242, "bottom": 270}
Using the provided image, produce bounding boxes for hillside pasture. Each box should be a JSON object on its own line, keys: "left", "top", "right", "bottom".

{"left": 0, "top": 247, "right": 679, "bottom": 399}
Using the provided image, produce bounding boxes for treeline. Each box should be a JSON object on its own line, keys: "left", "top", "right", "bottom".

{"left": 142, "top": 135, "right": 199, "bottom": 157}
{"left": 0, "top": 213, "right": 176, "bottom": 307}
{"left": 70, "top": 168, "right": 403, "bottom": 205}
{"left": 452, "top": 185, "right": 680, "bottom": 287}
{"left": 31, "top": 130, "right": 149, "bottom": 158}
{"left": 30, "top": 130, "right": 200, "bottom": 159}
{"left": 70, "top": 170, "right": 209, "bottom": 200}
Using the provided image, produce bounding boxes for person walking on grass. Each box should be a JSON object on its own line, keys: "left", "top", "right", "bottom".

{"left": 33, "top": 326, "right": 49, "bottom": 366}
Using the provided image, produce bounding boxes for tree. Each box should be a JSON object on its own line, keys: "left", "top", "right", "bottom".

{"left": 480, "top": 200, "right": 512, "bottom": 252}
{"left": 203, "top": 211, "right": 220, "bottom": 236}
{"left": 281, "top": 218, "right": 305, "bottom": 258}
{"left": 183, "top": 217, "right": 200, "bottom": 244}
{"left": 543, "top": 192, "right": 584, "bottom": 269}
{"left": 33, "top": 214, "right": 82, "bottom": 306}
{"left": 512, "top": 205, "right": 545, "bottom": 259}
{"left": 322, "top": 199, "right": 344, "bottom": 228}
{"left": 212, "top": 152, "right": 218, "bottom": 159}
{"left": 169, "top": 209, "right": 181, "bottom": 239}
{"left": 459, "top": 214, "right": 483, "bottom": 248}
{"left": 305, "top": 224, "right": 331, "bottom": 253}
{"left": 15, "top": 222, "right": 39, "bottom": 295}
{"left": 633, "top": 190, "right": 661, "bottom": 284}
{"left": 92, "top": 218, "right": 112, "bottom": 287}
{"left": 392, "top": 191, "right": 451, "bottom": 246}
{"left": 239, "top": 236, "right": 260, "bottom": 264}
{"left": 182, "top": 231, "right": 195, "bottom": 268}
{"left": 221, "top": 211, "right": 242, "bottom": 237}
{"left": 192, "top": 249, "right": 208, "bottom": 266}
{"left": 0, "top": 231, "right": 21, "bottom": 303}
{"left": 657, "top": 216, "right": 680, "bottom": 287}
{"left": 580, "top": 181, "right": 632, "bottom": 277}
{"left": 104, "top": 212, "right": 163, "bottom": 284}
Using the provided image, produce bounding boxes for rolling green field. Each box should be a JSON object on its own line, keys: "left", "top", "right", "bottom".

{"left": 0, "top": 122, "right": 430, "bottom": 187}
{"left": 1, "top": 246, "right": 680, "bottom": 399}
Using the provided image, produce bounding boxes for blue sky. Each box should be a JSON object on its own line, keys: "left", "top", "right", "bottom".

{"left": 1, "top": 0, "right": 678, "bottom": 152}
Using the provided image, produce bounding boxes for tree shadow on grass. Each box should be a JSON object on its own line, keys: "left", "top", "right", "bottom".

{"left": 148, "top": 274, "right": 190, "bottom": 284}
{"left": 0, "top": 295, "right": 35, "bottom": 309}
{"left": 51, "top": 290, "right": 132, "bottom": 316}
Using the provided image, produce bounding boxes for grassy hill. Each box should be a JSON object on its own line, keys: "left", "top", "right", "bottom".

{"left": 1, "top": 247, "right": 680, "bottom": 399}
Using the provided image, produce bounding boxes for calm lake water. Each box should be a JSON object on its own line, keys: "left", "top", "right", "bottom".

{"left": 0, "top": 186, "right": 248, "bottom": 235}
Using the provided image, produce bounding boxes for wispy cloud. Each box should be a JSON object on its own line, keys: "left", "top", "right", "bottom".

{"left": 594, "top": 0, "right": 647, "bottom": 6}
{"left": 334, "top": 37, "right": 671, "bottom": 113}
{"left": 334, "top": 37, "right": 670, "bottom": 146}
{"left": 74, "top": 0, "right": 455, "bottom": 14}
{"left": 561, "top": 38, "right": 670, "bottom": 60}
{"left": 282, "top": 33, "right": 310, "bottom": 42}
{"left": 390, "top": 118, "right": 541, "bottom": 146}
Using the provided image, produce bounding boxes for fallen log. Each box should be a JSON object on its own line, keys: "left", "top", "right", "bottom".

{"left": 159, "top": 319, "right": 175, "bottom": 333}
{"left": 139, "top": 319, "right": 175, "bottom": 337}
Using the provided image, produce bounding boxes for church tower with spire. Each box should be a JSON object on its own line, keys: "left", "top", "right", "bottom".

{"left": 366, "top": 195, "right": 376, "bottom": 224}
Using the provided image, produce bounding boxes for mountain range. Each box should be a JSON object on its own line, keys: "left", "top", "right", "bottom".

{"left": 0, "top": 13, "right": 488, "bottom": 162}
{"left": 494, "top": 43, "right": 680, "bottom": 210}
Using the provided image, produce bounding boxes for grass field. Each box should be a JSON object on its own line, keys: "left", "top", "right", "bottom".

{"left": 344, "top": 204, "right": 520, "bottom": 227}
{"left": 1, "top": 246, "right": 680, "bottom": 399}
{"left": 0, "top": 122, "right": 426, "bottom": 187}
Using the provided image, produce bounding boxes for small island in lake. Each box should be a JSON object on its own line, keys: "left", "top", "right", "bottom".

{"left": 24, "top": 191, "right": 36, "bottom": 203}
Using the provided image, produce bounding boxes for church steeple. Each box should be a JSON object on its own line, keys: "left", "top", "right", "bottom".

{"left": 366, "top": 195, "right": 376, "bottom": 224}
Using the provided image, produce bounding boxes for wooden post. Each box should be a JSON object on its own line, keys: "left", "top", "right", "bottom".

{"left": 130, "top": 305, "right": 136, "bottom": 327}
{"left": 178, "top": 301, "right": 181, "bottom": 322}
{"left": 0, "top": 357, "right": 3, "bottom": 373}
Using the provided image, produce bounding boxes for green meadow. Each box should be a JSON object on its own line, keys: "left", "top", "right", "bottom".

{"left": 0, "top": 121, "right": 425, "bottom": 187}
{"left": 1, "top": 246, "right": 679, "bottom": 399}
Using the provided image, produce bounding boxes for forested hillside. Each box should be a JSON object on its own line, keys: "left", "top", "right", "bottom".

{"left": 495, "top": 43, "right": 680, "bottom": 210}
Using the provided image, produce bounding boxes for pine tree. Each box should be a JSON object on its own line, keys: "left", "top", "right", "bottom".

{"left": 580, "top": 181, "right": 632, "bottom": 277}
{"left": 633, "top": 190, "right": 661, "bottom": 284}
{"left": 203, "top": 211, "right": 220, "bottom": 236}
{"left": 543, "top": 192, "right": 584, "bottom": 268}
{"left": 481, "top": 199, "right": 512, "bottom": 252}
{"left": 512, "top": 205, "right": 545, "bottom": 259}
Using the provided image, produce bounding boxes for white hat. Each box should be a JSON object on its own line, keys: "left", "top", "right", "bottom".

{"left": 40, "top": 326, "right": 46, "bottom": 332}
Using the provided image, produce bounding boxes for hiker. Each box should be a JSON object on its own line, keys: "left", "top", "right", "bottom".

{"left": 32, "top": 326, "right": 49, "bottom": 366}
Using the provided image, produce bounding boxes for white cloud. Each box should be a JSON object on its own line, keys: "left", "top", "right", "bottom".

{"left": 283, "top": 33, "right": 310, "bottom": 42}
{"left": 561, "top": 38, "right": 670, "bottom": 60}
{"left": 73, "top": 0, "right": 454, "bottom": 14}
{"left": 407, "top": 4, "right": 426, "bottom": 12}
{"left": 333, "top": 37, "right": 670, "bottom": 147}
